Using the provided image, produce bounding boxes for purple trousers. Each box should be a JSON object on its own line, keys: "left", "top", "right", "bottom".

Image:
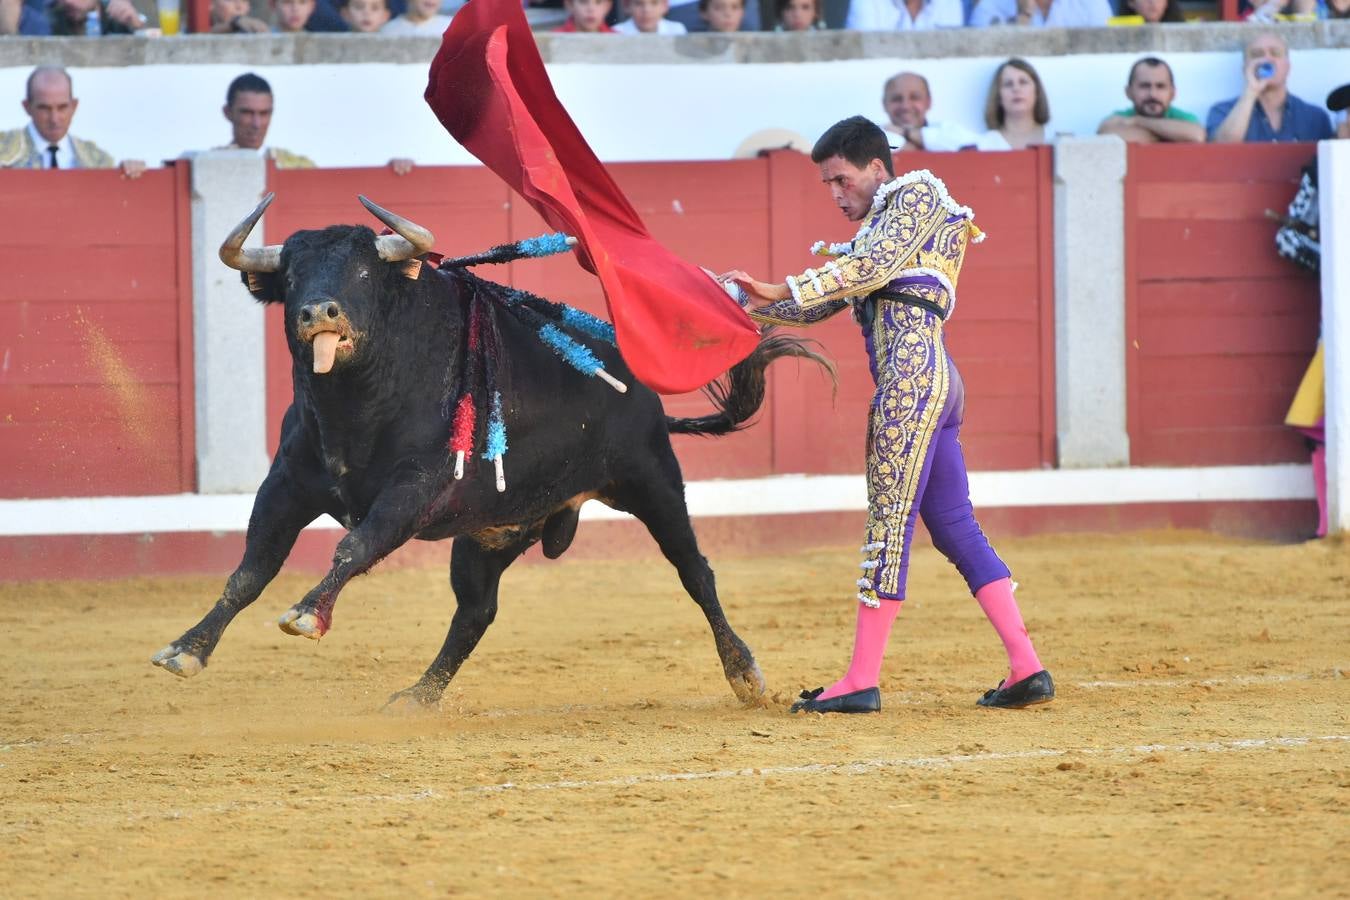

{"left": 857, "top": 303, "right": 1009, "bottom": 604}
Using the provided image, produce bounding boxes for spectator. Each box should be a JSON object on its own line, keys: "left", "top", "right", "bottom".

{"left": 1206, "top": 32, "right": 1333, "bottom": 143}
{"left": 696, "top": 0, "right": 744, "bottom": 30}
{"left": 1114, "top": 0, "right": 1185, "bottom": 22}
{"left": 613, "top": 0, "right": 687, "bottom": 31}
{"left": 970, "top": 0, "right": 1110, "bottom": 26}
{"left": 846, "top": 0, "right": 963, "bottom": 30}
{"left": 305, "top": 0, "right": 351, "bottom": 29}
{"left": 339, "top": 0, "right": 390, "bottom": 31}
{"left": 665, "top": 0, "right": 759, "bottom": 30}
{"left": 271, "top": 0, "right": 317, "bottom": 30}
{"left": 214, "top": 73, "right": 316, "bottom": 168}
{"left": 212, "top": 72, "right": 417, "bottom": 174}
{"left": 880, "top": 71, "right": 978, "bottom": 151}
{"left": 1097, "top": 57, "right": 1204, "bottom": 143}
{"left": 210, "top": 0, "right": 270, "bottom": 31}
{"left": 0, "top": 66, "right": 145, "bottom": 177}
{"left": 1276, "top": 83, "right": 1349, "bottom": 540}
{"left": 1245, "top": 0, "right": 1315, "bottom": 22}
{"left": 554, "top": 0, "right": 615, "bottom": 30}
{"left": 44, "top": 0, "right": 146, "bottom": 34}
{"left": 1336, "top": 83, "right": 1350, "bottom": 139}
{"left": 1319, "top": 0, "right": 1350, "bottom": 17}
{"left": 774, "top": 0, "right": 823, "bottom": 29}
{"left": 381, "top": 0, "right": 450, "bottom": 33}
{"left": 1, "top": 0, "right": 52, "bottom": 33}
{"left": 975, "top": 57, "right": 1054, "bottom": 150}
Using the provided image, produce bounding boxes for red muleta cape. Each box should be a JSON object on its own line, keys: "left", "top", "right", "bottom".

{"left": 424, "top": 0, "right": 760, "bottom": 395}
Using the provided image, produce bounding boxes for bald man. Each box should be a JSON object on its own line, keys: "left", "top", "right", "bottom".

{"left": 881, "top": 71, "right": 977, "bottom": 153}
{"left": 0, "top": 66, "right": 145, "bottom": 176}
{"left": 1207, "top": 32, "right": 1332, "bottom": 144}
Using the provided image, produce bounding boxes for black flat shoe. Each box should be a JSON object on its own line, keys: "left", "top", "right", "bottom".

{"left": 790, "top": 686, "right": 881, "bottom": 714}
{"left": 977, "top": 670, "right": 1055, "bottom": 709}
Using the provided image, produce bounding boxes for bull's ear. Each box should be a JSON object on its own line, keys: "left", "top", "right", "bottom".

{"left": 240, "top": 271, "right": 283, "bottom": 304}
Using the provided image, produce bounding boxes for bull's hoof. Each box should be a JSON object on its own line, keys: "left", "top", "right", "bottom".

{"left": 727, "top": 661, "right": 767, "bottom": 705}
{"left": 151, "top": 644, "right": 204, "bottom": 678}
{"left": 381, "top": 683, "right": 444, "bottom": 715}
{"left": 277, "top": 607, "right": 326, "bottom": 640}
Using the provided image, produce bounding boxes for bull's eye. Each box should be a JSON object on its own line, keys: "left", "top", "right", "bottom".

{"left": 358, "top": 269, "right": 370, "bottom": 280}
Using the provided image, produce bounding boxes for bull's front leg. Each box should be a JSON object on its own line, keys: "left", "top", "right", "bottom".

{"left": 276, "top": 480, "right": 436, "bottom": 640}
{"left": 152, "top": 471, "right": 319, "bottom": 678}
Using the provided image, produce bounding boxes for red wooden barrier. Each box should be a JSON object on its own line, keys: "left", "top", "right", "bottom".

{"left": 266, "top": 148, "right": 1057, "bottom": 482}
{"left": 1124, "top": 143, "right": 1320, "bottom": 466}
{"left": 0, "top": 163, "right": 196, "bottom": 499}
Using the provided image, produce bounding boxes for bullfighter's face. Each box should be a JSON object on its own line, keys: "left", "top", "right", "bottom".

{"left": 819, "top": 155, "right": 889, "bottom": 223}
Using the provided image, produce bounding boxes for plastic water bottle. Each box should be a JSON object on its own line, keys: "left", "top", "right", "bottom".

{"left": 84, "top": 8, "right": 100, "bottom": 35}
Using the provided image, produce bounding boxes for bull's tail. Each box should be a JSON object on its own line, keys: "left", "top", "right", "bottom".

{"left": 666, "top": 328, "right": 836, "bottom": 437}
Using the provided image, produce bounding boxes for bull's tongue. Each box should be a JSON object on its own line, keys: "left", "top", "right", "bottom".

{"left": 312, "top": 331, "right": 340, "bottom": 374}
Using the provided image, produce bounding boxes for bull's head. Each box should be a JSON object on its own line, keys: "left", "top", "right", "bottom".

{"left": 218, "top": 193, "right": 435, "bottom": 375}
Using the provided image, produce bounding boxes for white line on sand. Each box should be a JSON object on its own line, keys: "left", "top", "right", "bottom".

{"left": 1074, "top": 671, "right": 1343, "bottom": 689}
{"left": 472, "top": 735, "right": 1349, "bottom": 795}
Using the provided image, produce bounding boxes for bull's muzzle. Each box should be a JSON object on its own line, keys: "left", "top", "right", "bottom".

{"left": 297, "top": 301, "right": 355, "bottom": 375}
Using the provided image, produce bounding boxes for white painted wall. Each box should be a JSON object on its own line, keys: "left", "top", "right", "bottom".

{"left": 2, "top": 48, "right": 1346, "bottom": 166}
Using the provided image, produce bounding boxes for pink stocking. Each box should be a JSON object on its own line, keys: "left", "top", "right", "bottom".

{"left": 817, "top": 600, "right": 901, "bottom": 701}
{"left": 1312, "top": 444, "right": 1329, "bottom": 539}
{"left": 974, "top": 577, "right": 1043, "bottom": 686}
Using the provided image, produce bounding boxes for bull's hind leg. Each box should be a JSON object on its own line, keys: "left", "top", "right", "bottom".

{"left": 608, "top": 464, "right": 766, "bottom": 705}
{"left": 152, "top": 473, "right": 317, "bottom": 678}
{"left": 384, "top": 533, "right": 532, "bottom": 709}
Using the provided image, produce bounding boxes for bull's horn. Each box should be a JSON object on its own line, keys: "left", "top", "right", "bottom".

{"left": 219, "top": 192, "right": 282, "bottom": 273}
{"left": 360, "top": 195, "right": 436, "bottom": 262}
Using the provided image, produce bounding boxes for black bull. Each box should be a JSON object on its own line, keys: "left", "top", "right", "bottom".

{"left": 151, "top": 195, "right": 832, "bottom": 707}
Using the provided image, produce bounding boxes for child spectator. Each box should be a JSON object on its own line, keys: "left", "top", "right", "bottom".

{"left": 554, "top": 0, "right": 615, "bottom": 31}
{"left": 381, "top": 0, "right": 450, "bottom": 33}
{"left": 210, "top": 0, "right": 270, "bottom": 31}
{"left": 271, "top": 0, "right": 317, "bottom": 30}
{"left": 613, "top": 0, "right": 687, "bottom": 32}
{"left": 1114, "top": 0, "right": 1185, "bottom": 22}
{"left": 775, "top": 0, "right": 823, "bottom": 29}
{"left": 340, "top": 0, "right": 390, "bottom": 31}
{"left": 698, "top": 0, "right": 744, "bottom": 30}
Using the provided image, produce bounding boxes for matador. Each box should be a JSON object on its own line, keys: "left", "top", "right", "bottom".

{"left": 723, "top": 116, "right": 1054, "bottom": 714}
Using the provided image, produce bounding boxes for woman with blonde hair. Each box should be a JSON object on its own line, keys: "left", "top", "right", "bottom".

{"left": 975, "top": 57, "right": 1055, "bottom": 150}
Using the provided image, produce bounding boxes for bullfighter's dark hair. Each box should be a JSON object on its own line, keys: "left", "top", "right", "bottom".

{"left": 1127, "top": 56, "right": 1176, "bottom": 86}
{"left": 226, "top": 73, "right": 272, "bottom": 108}
{"left": 810, "top": 116, "right": 895, "bottom": 177}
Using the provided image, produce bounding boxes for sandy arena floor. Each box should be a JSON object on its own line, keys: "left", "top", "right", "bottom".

{"left": 1, "top": 531, "right": 1347, "bottom": 898}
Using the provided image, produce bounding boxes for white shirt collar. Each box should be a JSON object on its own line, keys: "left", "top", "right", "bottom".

{"left": 27, "top": 122, "right": 74, "bottom": 170}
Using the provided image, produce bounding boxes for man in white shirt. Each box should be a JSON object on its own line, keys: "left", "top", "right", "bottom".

{"left": 969, "top": 0, "right": 1110, "bottom": 27}
{"left": 0, "top": 66, "right": 145, "bottom": 175}
{"left": 847, "top": 0, "right": 964, "bottom": 30}
{"left": 880, "top": 71, "right": 978, "bottom": 152}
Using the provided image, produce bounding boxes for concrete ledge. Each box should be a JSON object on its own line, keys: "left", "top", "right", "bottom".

{"left": 2, "top": 21, "right": 1346, "bottom": 70}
